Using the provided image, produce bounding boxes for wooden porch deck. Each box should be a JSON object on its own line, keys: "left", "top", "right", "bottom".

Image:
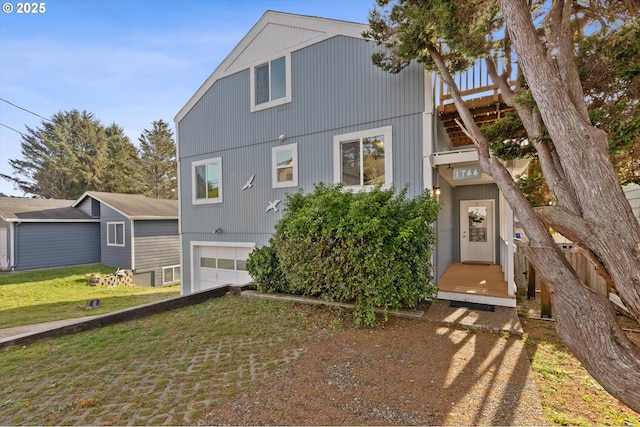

{"left": 437, "top": 262, "right": 516, "bottom": 307}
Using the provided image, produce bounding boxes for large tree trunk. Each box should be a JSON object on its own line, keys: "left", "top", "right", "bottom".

{"left": 429, "top": 0, "right": 640, "bottom": 411}
{"left": 497, "top": 0, "right": 640, "bottom": 411}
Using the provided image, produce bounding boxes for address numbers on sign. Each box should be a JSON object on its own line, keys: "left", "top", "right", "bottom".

{"left": 453, "top": 166, "right": 482, "bottom": 181}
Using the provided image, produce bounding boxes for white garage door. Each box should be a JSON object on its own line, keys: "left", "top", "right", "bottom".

{"left": 193, "top": 244, "right": 253, "bottom": 291}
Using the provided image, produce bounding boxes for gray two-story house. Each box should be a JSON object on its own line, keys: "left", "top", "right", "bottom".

{"left": 176, "top": 11, "right": 526, "bottom": 307}
{"left": 1, "top": 192, "right": 180, "bottom": 287}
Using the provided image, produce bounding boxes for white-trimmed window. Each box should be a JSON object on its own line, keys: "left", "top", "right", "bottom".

{"left": 192, "top": 157, "right": 222, "bottom": 204}
{"left": 272, "top": 143, "right": 298, "bottom": 188}
{"left": 333, "top": 126, "right": 393, "bottom": 189}
{"left": 162, "top": 265, "right": 180, "bottom": 285}
{"left": 250, "top": 54, "right": 291, "bottom": 112}
{"left": 107, "top": 222, "right": 125, "bottom": 247}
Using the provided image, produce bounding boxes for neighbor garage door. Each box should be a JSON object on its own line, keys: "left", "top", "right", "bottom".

{"left": 193, "top": 244, "right": 253, "bottom": 291}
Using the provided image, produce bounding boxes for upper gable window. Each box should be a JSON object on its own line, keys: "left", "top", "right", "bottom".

{"left": 250, "top": 54, "right": 291, "bottom": 112}
{"left": 192, "top": 157, "right": 222, "bottom": 204}
{"left": 333, "top": 126, "right": 393, "bottom": 190}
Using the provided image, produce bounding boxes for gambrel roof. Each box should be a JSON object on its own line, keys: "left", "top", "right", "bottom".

{"left": 175, "top": 10, "right": 368, "bottom": 123}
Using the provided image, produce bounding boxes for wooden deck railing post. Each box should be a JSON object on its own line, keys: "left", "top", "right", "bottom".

{"left": 527, "top": 260, "right": 536, "bottom": 300}
{"left": 541, "top": 280, "right": 552, "bottom": 318}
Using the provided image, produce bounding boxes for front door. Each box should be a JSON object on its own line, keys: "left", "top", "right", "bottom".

{"left": 460, "top": 200, "right": 495, "bottom": 264}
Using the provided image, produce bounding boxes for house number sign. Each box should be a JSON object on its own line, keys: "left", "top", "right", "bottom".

{"left": 453, "top": 166, "right": 482, "bottom": 181}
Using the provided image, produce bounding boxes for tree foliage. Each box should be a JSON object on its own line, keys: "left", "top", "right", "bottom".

{"left": 482, "top": 20, "right": 640, "bottom": 206}
{"left": 139, "top": 119, "right": 177, "bottom": 199}
{"left": 104, "top": 124, "right": 147, "bottom": 195}
{"left": 1, "top": 110, "right": 109, "bottom": 199}
{"left": 366, "top": 0, "right": 640, "bottom": 411}
{"left": 247, "top": 184, "right": 440, "bottom": 327}
{"left": 577, "top": 20, "right": 640, "bottom": 185}
{"left": 1, "top": 110, "right": 176, "bottom": 199}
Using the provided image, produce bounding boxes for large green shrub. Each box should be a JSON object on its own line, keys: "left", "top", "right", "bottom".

{"left": 248, "top": 184, "right": 440, "bottom": 327}
{"left": 246, "top": 241, "right": 289, "bottom": 294}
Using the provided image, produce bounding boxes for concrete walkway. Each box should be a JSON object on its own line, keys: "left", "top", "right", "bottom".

{"left": 0, "top": 286, "right": 233, "bottom": 349}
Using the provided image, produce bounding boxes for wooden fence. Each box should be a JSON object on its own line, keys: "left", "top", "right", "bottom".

{"left": 514, "top": 240, "right": 608, "bottom": 296}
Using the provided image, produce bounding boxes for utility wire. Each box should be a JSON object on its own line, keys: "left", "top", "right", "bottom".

{"left": 0, "top": 97, "right": 51, "bottom": 122}
{"left": 0, "top": 122, "right": 27, "bottom": 137}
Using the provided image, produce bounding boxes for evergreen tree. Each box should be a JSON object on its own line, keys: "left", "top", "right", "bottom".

{"left": 1, "top": 110, "right": 109, "bottom": 199}
{"left": 104, "top": 124, "right": 146, "bottom": 194}
{"left": 366, "top": 0, "right": 640, "bottom": 409}
{"left": 138, "top": 119, "right": 177, "bottom": 199}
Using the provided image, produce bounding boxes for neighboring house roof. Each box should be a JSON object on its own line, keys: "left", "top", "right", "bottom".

{"left": 175, "top": 10, "right": 368, "bottom": 123}
{"left": 73, "top": 191, "right": 178, "bottom": 220}
{"left": 0, "top": 197, "right": 95, "bottom": 222}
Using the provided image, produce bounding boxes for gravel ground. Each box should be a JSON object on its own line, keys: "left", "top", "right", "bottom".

{"left": 199, "top": 312, "right": 546, "bottom": 426}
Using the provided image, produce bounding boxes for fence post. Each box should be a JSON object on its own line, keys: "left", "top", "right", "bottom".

{"left": 541, "top": 280, "right": 552, "bottom": 318}
{"left": 527, "top": 261, "right": 536, "bottom": 300}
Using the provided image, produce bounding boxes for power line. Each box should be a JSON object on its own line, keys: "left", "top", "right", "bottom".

{"left": 0, "top": 122, "right": 27, "bottom": 137}
{"left": 0, "top": 97, "right": 51, "bottom": 122}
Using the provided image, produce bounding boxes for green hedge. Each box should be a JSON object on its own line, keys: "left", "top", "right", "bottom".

{"left": 247, "top": 184, "right": 440, "bottom": 327}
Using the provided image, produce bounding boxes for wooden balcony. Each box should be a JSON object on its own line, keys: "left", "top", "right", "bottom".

{"left": 437, "top": 55, "right": 516, "bottom": 147}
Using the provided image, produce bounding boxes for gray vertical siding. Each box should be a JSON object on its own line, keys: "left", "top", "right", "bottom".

{"left": 13, "top": 222, "right": 100, "bottom": 270}
{"left": 178, "top": 35, "right": 430, "bottom": 291}
{"left": 99, "top": 205, "right": 132, "bottom": 269}
{"left": 0, "top": 218, "right": 7, "bottom": 271}
{"left": 453, "top": 184, "right": 500, "bottom": 263}
{"left": 76, "top": 198, "right": 100, "bottom": 217}
{"left": 436, "top": 178, "right": 454, "bottom": 281}
{"left": 133, "top": 220, "right": 180, "bottom": 286}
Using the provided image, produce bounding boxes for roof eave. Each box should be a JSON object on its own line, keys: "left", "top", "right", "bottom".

{"left": 131, "top": 216, "right": 178, "bottom": 221}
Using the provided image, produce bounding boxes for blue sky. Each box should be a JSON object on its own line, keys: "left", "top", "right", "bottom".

{"left": 0, "top": 0, "right": 376, "bottom": 197}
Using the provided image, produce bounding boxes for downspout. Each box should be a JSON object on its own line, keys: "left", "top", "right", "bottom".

{"left": 175, "top": 119, "right": 186, "bottom": 296}
{"left": 130, "top": 219, "right": 135, "bottom": 271}
{"left": 9, "top": 221, "right": 19, "bottom": 270}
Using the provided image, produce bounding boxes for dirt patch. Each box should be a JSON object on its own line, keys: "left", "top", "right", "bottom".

{"left": 199, "top": 315, "right": 545, "bottom": 426}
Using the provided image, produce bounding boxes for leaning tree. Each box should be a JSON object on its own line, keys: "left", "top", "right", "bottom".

{"left": 366, "top": 0, "right": 640, "bottom": 411}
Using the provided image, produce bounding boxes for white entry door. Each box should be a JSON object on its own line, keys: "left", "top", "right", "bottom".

{"left": 0, "top": 228, "right": 7, "bottom": 270}
{"left": 460, "top": 200, "right": 495, "bottom": 264}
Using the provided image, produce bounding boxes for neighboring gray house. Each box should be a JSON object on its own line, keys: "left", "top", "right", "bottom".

{"left": 175, "top": 11, "right": 528, "bottom": 306}
{"left": 73, "top": 192, "right": 180, "bottom": 287}
{"left": 0, "top": 198, "right": 100, "bottom": 271}
{"left": 1, "top": 192, "right": 179, "bottom": 287}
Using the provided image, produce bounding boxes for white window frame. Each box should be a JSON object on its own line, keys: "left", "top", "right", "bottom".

{"left": 192, "top": 157, "right": 223, "bottom": 205}
{"left": 162, "top": 265, "right": 180, "bottom": 285}
{"left": 272, "top": 143, "right": 298, "bottom": 188}
{"left": 333, "top": 126, "right": 393, "bottom": 190}
{"left": 107, "top": 222, "right": 125, "bottom": 247}
{"left": 250, "top": 53, "right": 292, "bottom": 112}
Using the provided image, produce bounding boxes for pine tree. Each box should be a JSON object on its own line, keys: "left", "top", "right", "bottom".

{"left": 104, "top": 123, "right": 146, "bottom": 194}
{"left": 1, "top": 110, "right": 109, "bottom": 199}
{"left": 138, "top": 119, "right": 177, "bottom": 199}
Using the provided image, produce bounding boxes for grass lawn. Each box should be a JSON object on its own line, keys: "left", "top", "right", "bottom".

{"left": 0, "top": 291, "right": 637, "bottom": 425}
{"left": 0, "top": 264, "right": 180, "bottom": 329}
{"left": 0, "top": 270, "right": 638, "bottom": 425}
{"left": 0, "top": 294, "right": 326, "bottom": 425}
